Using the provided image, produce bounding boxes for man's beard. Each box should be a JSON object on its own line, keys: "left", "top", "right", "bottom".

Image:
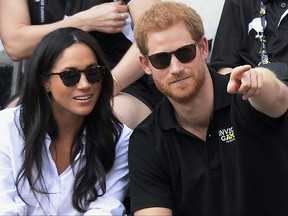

{"left": 153, "top": 65, "right": 206, "bottom": 104}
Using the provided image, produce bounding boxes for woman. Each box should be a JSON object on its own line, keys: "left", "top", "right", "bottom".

{"left": 0, "top": 27, "right": 131, "bottom": 215}
{"left": 0, "top": 0, "right": 162, "bottom": 129}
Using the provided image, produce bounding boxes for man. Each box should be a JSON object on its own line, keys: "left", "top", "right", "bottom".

{"left": 128, "top": 2, "right": 288, "bottom": 215}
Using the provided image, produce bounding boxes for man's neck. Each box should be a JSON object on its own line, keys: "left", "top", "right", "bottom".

{"left": 172, "top": 73, "right": 214, "bottom": 140}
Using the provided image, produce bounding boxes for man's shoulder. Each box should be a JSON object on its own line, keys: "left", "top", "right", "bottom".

{"left": 134, "top": 103, "right": 163, "bottom": 132}
{"left": 131, "top": 102, "right": 167, "bottom": 140}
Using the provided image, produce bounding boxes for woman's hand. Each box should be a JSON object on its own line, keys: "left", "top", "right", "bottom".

{"left": 73, "top": 1, "right": 129, "bottom": 33}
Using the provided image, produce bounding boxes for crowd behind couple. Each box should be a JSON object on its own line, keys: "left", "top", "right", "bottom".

{"left": 0, "top": 0, "right": 287, "bottom": 215}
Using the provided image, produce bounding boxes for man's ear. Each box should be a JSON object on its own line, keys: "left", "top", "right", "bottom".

{"left": 139, "top": 55, "right": 152, "bottom": 75}
{"left": 198, "top": 36, "right": 209, "bottom": 60}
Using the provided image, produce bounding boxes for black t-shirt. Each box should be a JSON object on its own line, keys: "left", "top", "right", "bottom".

{"left": 128, "top": 68, "right": 288, "bottom": 215}
{"left": 28, "top": 0, "right": 133, "bottom": 68}
{"left": 210, "top": 0, "right": 288, "bottom": 71}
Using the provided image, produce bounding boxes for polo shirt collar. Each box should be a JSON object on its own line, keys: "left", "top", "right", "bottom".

{"left": 210, "top": 68, "right": 231, "bottom": 111}
{"left": 158, "top": 68, "right": 232, "bottom": 130}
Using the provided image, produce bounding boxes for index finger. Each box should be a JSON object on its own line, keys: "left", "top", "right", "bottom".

{"left": 230, "top": 65, "right": 252, "bottom": 80}
{"left": 227, "top": 65, "right": 252, "bottom": 93}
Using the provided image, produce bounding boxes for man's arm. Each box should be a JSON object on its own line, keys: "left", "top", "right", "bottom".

{"left": 227, "top": 65, "right": 288, "bottom": 118}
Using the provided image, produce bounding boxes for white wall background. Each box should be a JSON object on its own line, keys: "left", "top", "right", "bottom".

{"left": 0, "top": 0, "right": 225, "bottom": 52}
{"left": 165, "top": 0, "right": 225, "bottom": 40}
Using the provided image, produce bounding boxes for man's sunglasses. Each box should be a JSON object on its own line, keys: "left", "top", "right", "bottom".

{"left": 45, "top": 64, "right": 105, "bottom": 87}
{"left": 145, "top": 42, "right": 199, "bottom": 69}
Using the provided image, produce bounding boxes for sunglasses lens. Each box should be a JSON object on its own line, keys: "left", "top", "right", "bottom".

{"left": 86, "top": 65, "right": 105, "bottom": 83}
{"left": 58, "top": 65, "right": 105, "bottom": 87}
{"left": 147, "top": 43, "right": 197, "bottom": 70}
{"left": 149, "top": 53, "right": 171, "bottom": 69}
{"left": 175, "top": 44, "right": 197, "bottom": 63}
{"left": 175, "top": 44, "right": 196, "bottom": 63}
{"left": 60, "top": 69, "right": 80, "bottom": 87}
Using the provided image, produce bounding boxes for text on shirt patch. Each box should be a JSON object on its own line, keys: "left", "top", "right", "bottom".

{"left": 219, "top": 127, "right": 235, "bottom": 143}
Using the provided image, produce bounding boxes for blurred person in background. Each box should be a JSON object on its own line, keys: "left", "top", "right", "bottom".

{"left": 210, "top": 0, "right": 288, "bottom": 85}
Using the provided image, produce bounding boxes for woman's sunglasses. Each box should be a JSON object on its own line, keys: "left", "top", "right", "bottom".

{"left": 45, "top": 64, "right": 105, "bottom": 87}
{"left": 145, "top": 42, "right": 199, "bottom": 69}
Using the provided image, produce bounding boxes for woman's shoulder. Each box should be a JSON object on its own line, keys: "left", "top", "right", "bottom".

{"left": 0, "top": 106, "right": 22, "bottom": 152}
{"left": 0, "top": 106, "right": 20, "bottom": 125}
{"left": 115, "top": 124, "right": 132, "bottom": 151}
{"left": 120, "top": 124, "right": 133, "bottom": 142}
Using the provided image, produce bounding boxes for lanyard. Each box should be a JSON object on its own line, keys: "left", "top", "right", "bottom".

{"left": 258, "top": 1, "right": 270, "bottom": 65}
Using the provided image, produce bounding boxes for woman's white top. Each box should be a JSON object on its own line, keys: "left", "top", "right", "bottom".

{"left": 0, "top": 106, "right": 132, "bottom": 215}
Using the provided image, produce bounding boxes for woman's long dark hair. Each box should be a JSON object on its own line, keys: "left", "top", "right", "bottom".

{"left": 15, "top": 27, "right": 123, "bottom": 212}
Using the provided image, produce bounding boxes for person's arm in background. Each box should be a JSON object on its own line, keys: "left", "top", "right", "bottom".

{"left": 111, "top": 43, "right": 145, "bottom": 95}
{"left": 227, "top": 65, "right": 288, "bottom": 118}
{"left": 218, "top": 67, "right": 233, "bottom": 75}
{"left": 0, "top": 0, "right": 129, "bottom": 61}
{"left": 210, "top": 0, "right": 243, "bottom": 75}
{"left": 134, "top": 207, "right": 172, "bottom": 216}
{"left": 111, "top": 0, "right": 161, "bottom": 95}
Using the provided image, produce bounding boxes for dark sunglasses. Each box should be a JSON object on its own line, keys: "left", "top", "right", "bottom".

{"left": 45, "top": 64, "right": 105, "bottom": 87}
{"left": 145, "top": 42, "right": 199, "bottom": 69}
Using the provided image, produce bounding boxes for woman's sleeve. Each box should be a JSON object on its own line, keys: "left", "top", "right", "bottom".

{"left": 85, "top": 125, "right": 132, "bottom": 216}
{"left": 0, "top": 108, "right": 27, "bottom": 215}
